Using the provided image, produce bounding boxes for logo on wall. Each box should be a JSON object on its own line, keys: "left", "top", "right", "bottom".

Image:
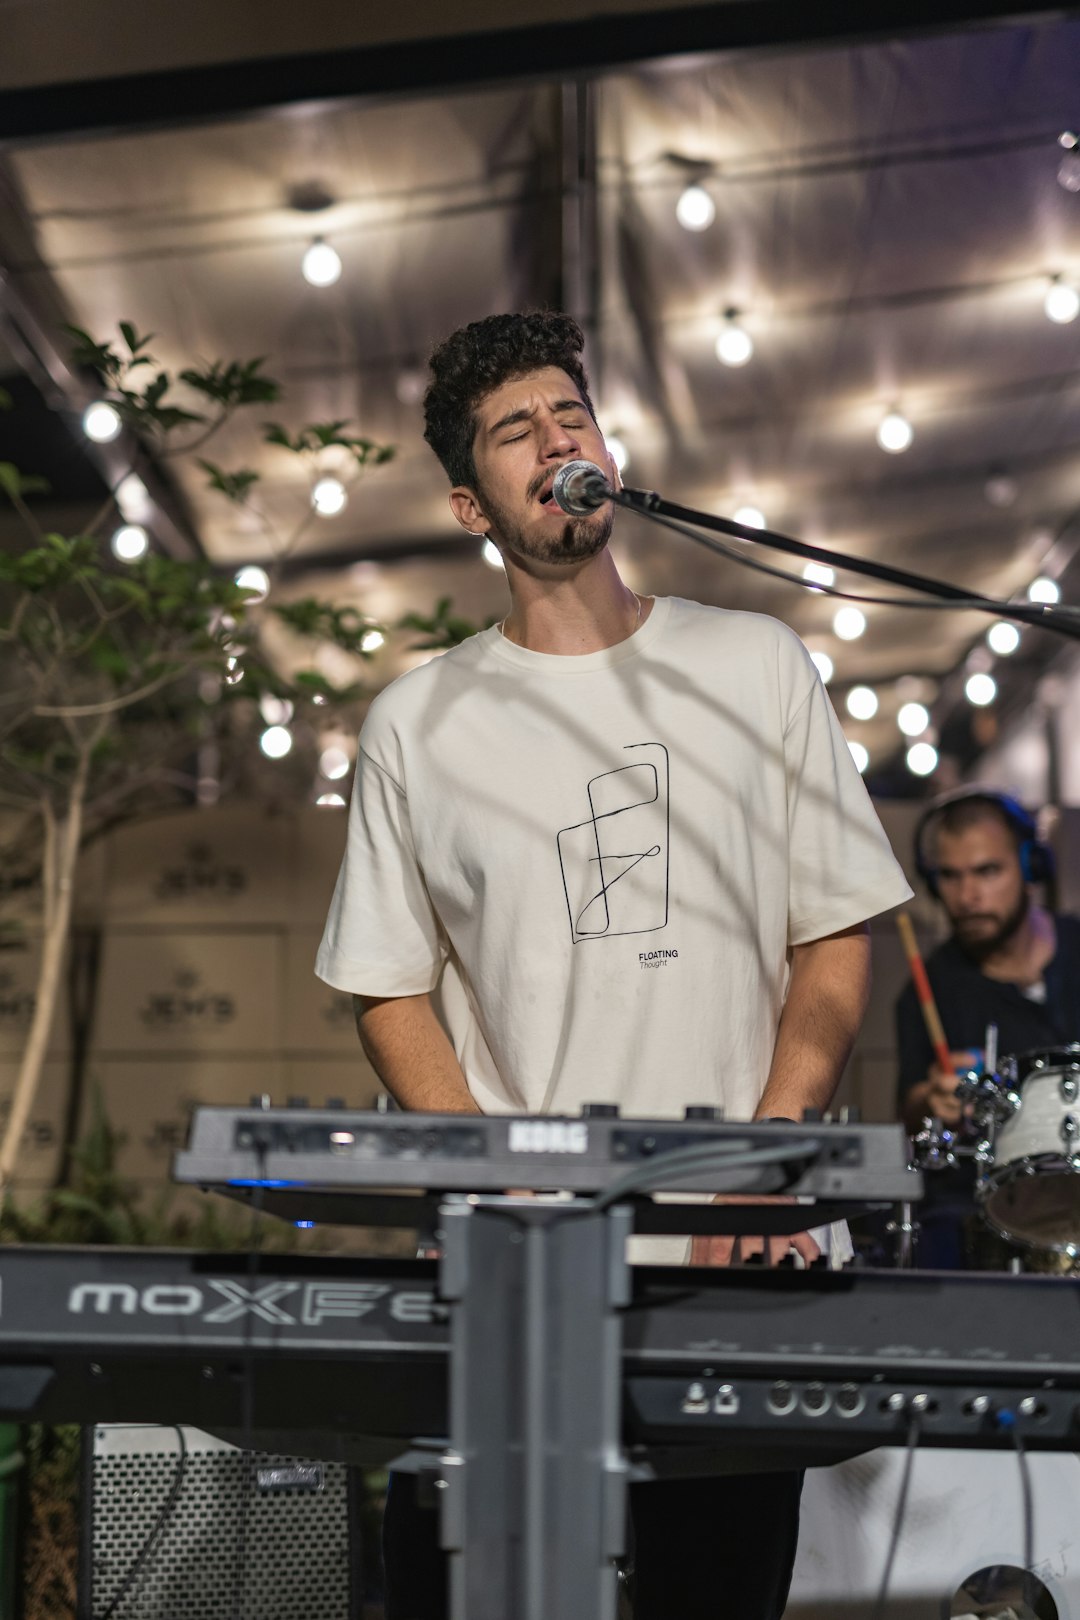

{"left": 154, "top": 842, "right": 247, "bottom": 902}
{"left": 557, "top": 743, "right": 670, "bottom": 943}
{"left": 138, "top": 968, "right": 236, "bottom": 1030}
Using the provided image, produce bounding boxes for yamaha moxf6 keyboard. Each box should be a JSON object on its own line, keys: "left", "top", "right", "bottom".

{"left": 0, "top": 1249, "right": 1078, "bottom": 1463}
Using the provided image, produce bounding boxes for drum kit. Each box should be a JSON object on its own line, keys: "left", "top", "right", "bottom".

{"left": 913, "top": 1035, "right": 1080, "bottom": 1270}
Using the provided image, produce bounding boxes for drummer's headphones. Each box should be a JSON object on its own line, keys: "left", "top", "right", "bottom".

{"left": 913, "top": 789, "right": 1055, "bottom": 899}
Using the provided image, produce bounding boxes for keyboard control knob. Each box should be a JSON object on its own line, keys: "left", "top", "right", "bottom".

{"left": 286, "top": 1096, "right": 308, "bottom": 1109}
{"left": 802, "top": 1107, "right": 823, "bottom": 1123}
{"left": 582, "top": 1103, "right": 619, "bottom": 1118}
{"left": 685, "top": 1105, "right": 720, "bottom": 1121}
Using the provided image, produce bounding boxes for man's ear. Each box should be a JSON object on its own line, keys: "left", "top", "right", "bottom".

{"left": 449, "top": 486, "right": 490, "bottom": 537}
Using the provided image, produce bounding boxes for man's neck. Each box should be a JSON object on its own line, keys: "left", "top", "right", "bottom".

{"left": 970, "top": 903, "right": 1056, "bottom": 986}
{"left": 499, "top": 549, "right": 652, "bottom": 654}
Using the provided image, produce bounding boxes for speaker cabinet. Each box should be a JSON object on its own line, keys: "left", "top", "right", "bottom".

{"left": 79, "top": 1425, "right": 362, "bottom": 1620}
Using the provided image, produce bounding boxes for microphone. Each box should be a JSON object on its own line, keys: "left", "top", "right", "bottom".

{"left": 551, "top": 459, "right": 613, "bottom": 516}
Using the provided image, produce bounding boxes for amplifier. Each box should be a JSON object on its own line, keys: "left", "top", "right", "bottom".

{"left": 79, "top": 1425, "right": 363, "bottom": 1620}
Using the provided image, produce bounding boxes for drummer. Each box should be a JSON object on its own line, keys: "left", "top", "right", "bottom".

{"left": 895, "top": 788, "right": 1080, "bottom": 1267}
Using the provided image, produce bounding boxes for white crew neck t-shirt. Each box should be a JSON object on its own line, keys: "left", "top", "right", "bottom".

{"left": 317, "top": 596, "right": 912, "bottom": 1128}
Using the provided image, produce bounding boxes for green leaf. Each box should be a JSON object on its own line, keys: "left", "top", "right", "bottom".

{"left": 0, "top": 462, "right": 50, "bottom": 501}
{"left": 197, "top": 459, "right": 260, "bottom": 503}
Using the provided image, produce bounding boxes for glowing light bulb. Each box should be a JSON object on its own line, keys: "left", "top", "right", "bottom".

{"left": 715, "top": 318, "right": 753, "bottom": 367}
{"left": 876, "top": 411, "right": 914, "bottom": 454}
{"left": 259, "top": 695, "right": 294, "bottom": 726}
{"left": 965, "top": 672, "right": 996, "bottom": 706}
{"left": 675, "top": 184, "right": 715, "bottom": 231}
{"left": 360, "top": 628, "right": 385, "bottom": 652}
{"left": 809, "top": 650, "right": 833, "bottom": 684}
{"left": 1028, "top": 577, "right": 1060, "bottom": 604}
{"left": 111, "top": 524, "right": 148, "bottom": 561}
{"left": 897, "top": 701, "right": 930, "bottom": 737}
{"left": 260, "top": 725, "right": 293, "bottom": 759}
{"left": 1045, "top": 280, "right": 1080, "bottom": 324}
{"left": 319, "top": 746, "right": 351, "bottom": 780}
{"left": 833, "top": 605, "right": 866, "bottom": 641}
{"left": 302, "top": 238, "right": 342, "bottom": 287}
{"left": 312, "top": 476, "right": 347, "bottom": 516}
{"left": 115, "top": 473, "right": 151, "bottom": 521}
{"left": 606, "top": 434, "right": 629, "bottom": 472}
{"left": 235, "top": 565, "right": 269, "bottom": 601}
{"left": 733, "top": 505, "right": 766, "bottom": 530}
{"left": 803, "top": 561, "right": 835, "bottom": 591}
{"left": 316, "top": 793, "right": 346, "bottom": 807}
{"left": 482, "top": 539, "right": 504, "bottom": 569}
{"left": 83, "top": 401, "right": 122, "bottom": 443}
{"left": 845, "top": 685, "right": 878, "bottom": 721}
{"left": 907, "top": 742, "right": 939, "bottom": 777}
{"left": 987, "top": 621, "right": 1020, "bottom": 655}
{"left": 847, "top": 741, "right": 869, "bottom": 774}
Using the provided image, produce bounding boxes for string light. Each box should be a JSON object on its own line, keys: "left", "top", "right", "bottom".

{"left": 715, "top": 312, "right": 754, "bottom": 367}
{"left": 733, "top": 505, "right": 766, "bottom": 530}
{"left": 111, "top": 524, "right": 148, "bottom": 561}
{"left": 876, "top": 410, "right": 914, "bottom": 454}
{"left": 965, "top": 672, "right": 997, "bottom": 706}
{"left": 845, "top": 685, "right": 878, "bottom": 721}
{"left": 115, "top": 473, "right": 151, "bottom": 521}
{"left": 987, "top": 621, "right": 1020, "bottom": 655}
{"left": 907, "top": 742, "right": 938, "bottom": 776}
{"left": 1028, "top": 577, "right": 1060, "bottom": 604}
{"left": 482, "top": 539, "right": 504, "bottom": 569}
{"left": 259, "top": 695, "right": 294, "bottom": 725}
{"left": 606, "top": 435, "right": 629, "bottom": 472}
{"left": 675, "top": 184, "right": 715, "bottom": 231}
{"left": 319, "top": 746, "right": 351, "bottom": 780}
{"left": 803, "top": 561, "right": 835, "bottom": 591}
{"left": 235, "top": 565, "right": 270, "bottom": 601}
{"left": 897, "top": 701, "right": 930, "bottom": 737}
{"left": 83, "top": 401, "right": 122, "bottom": 443}
{"left": 360, "top": 628, "right": 385, "bottom": 652}
{"left": 312, "top": 476, "right": 347, "bottom": 516}
{"left": 302, "top": 238, "right": 342, "bottom": 287}
{"left": 316, "top": 793, "right": 346, "bottom": 807}
{"left": 847, "top": 741, "right": 869, "bottom": 774}
{"left": 259, "top": 725, "right": 293, "bottom": 759}
{"left": 833, "top": 605, "right": 866, "bottom": 641}
{"left": 809, "top": 650, "right": 833, "bottom": 684}
{"left": 1044, "top": 277, "right": 1080, "bottom": 324}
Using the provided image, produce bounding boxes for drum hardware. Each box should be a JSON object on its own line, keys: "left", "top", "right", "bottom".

{"left": 915, "top": 1034, "right": 1080, "bottom": 1259}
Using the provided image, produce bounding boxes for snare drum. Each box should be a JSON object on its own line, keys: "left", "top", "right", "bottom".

{"left": 978, "top": 1044, "right": 1080, "bottom": 1254}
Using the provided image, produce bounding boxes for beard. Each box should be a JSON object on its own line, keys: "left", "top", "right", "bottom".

{"left": 951, "top": 887, "right": 1030, "bottom": 963}
{"left": 481, "top": 484, "right": 614, "bottom": 567}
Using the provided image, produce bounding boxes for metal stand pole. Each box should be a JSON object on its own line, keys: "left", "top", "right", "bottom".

{"left": 437, "top": 1196, "right": 633, "bottom": 1620}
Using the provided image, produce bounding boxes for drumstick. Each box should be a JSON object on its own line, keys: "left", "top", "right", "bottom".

{"left": 896, "top": 912, "right": 955, "bottom": 1076}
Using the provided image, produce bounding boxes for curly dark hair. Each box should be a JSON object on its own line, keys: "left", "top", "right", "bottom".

{"left": 423, "top": 311, "right": 596, "bottom": 487}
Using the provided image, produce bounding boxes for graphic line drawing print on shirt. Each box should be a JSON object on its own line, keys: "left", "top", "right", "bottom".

{"left": 557, "top": 743, "right": 670, "bottom": 943}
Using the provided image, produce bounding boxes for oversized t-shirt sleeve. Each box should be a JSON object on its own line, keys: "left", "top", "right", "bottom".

{"left": 314, "top": 743, "right": 447, "bottom": 996}
{"left": 783, "top": 669, "right": 913, "bottom": 945}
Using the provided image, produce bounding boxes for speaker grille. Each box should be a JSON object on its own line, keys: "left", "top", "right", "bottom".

{"left": 86, "top": 1426, "right": 357, "bottom": 1620}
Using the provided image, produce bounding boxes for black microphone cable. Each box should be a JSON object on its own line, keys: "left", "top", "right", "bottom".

{"left": 230, "top": 1142, "right": 269, "bottom": 1620}
{"left": 95, "top": 1426, "right": 189, "bottom": 1620}
{"left": 870, "top": 1407, "right": 923, "bottom": 1620}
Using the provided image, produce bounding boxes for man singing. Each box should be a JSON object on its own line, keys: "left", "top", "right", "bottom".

{"left": 317, "top": 310, "right": 912, "bottom": 1618}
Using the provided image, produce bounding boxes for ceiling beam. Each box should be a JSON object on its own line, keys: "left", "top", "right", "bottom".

{"left": 0, "top": 2, "right": 1066, "bottom": 147}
